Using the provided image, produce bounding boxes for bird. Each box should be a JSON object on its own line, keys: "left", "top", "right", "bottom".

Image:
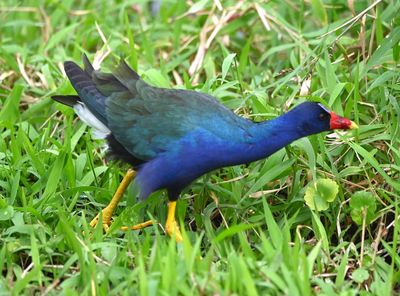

{"left": 52, "top": 55, "right": 358, "bottom": 241}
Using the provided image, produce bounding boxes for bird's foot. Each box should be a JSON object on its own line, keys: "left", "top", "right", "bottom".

{"left": 165, "top": 220, "right": 183, "bottom": 242}
{"left": 87, "top": 169, "right": 139, "bottom": 234}
{"left": 89, "top": 206, "right": 114, "bottom": 232}
{"left": 90, "top": 208, "right": 154, "bottom": 233}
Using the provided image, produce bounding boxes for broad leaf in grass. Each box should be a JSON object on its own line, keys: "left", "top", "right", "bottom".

{"left": 349, "top": 192, "right": 376, "bottom": 225}
{"left": 0, "top": 197, "right": 14, "bottom": 220}
{"left": 0, "top": 206, "right": 14, "bottom": 220}
{"left": 304, "top": 179, "right": 339, "bottom": 211}
{"left": 352, "top": 268, "right": 369, "bottom": 284}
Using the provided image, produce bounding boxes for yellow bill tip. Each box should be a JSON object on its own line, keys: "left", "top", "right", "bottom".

{"left": 349, "top": 121, "right": 359, "bottom": 130}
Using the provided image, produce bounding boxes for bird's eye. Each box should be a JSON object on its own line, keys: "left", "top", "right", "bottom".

{"left": 319, "top": 113, "right": 327, "bottom": 120}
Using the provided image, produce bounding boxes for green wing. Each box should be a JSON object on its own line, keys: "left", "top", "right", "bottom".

{"left": 103, "top": 62, "right": 252, "bottom": 160}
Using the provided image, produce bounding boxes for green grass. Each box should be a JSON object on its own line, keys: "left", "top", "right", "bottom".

{"left": 1, "top": 0, "right": 399, "bottom": 295}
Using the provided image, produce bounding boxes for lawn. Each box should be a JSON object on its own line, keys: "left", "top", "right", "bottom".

{"left": 0, "top": 0, "right": 399, "bottom": 295}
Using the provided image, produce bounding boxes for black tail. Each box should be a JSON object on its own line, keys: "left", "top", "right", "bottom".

{"left": 59, "top": 56, "right": 108, "bottom": 125}
{"left": 51, "top": 95, "right": 80, "bottom": 107}
{"left": 52, "top": 55, "right": 143, "bottom": 125}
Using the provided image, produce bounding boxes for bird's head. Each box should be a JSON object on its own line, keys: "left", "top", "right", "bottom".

{"left": 288, "top": 102, "right": 358, "bottom": 136}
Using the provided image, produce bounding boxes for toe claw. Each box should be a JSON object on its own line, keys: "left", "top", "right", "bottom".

{"left": 89, "top": 214, "right": 99, "bottom": 228}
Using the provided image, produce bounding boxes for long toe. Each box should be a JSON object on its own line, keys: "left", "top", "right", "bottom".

{"left": 120, "top": 220, "right": 154, "bottom": 231}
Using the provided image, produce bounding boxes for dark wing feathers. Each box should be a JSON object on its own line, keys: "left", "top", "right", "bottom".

{"left": 99, "top": 60, "right": 141, "bottom": 96}
{"left": 56, "top": 55, "right": 252, "bottom": 162}
{"left": 106, "top": 134, "right": 145, "bottom": 166}
{"left": 106, "top": 79, "right": 253, "bottom": 160}
{"left": 82, "top": 54, "right": 95, "bottom": 76}
{"left": 91, "top": 71, "right": 126, "bottom": 96}
{"left": 113, "top": 59, "right": 141, "bottom": 82}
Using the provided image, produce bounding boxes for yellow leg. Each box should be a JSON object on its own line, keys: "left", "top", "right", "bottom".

{"left": 165, "top": 201, "right": 183, "bottom": 242}
{"left": 90, "top": 169, "right": 136, "bottom": 232}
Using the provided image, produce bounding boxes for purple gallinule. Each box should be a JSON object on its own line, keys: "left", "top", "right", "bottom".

{"left": 53, "top": 55, "right": 358, "bottom": 241}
